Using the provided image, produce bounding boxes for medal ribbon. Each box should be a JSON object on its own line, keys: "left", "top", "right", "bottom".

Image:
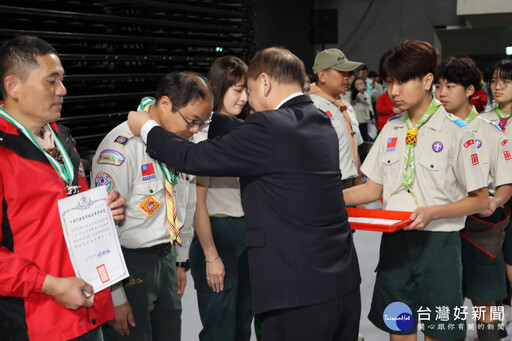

{"left": 464, "top": 105, "right": 479, "bottom": 124}
{"left": 138, "top": 97, "right": 181, "bottom": 244}
{"left": 0, "top": 107, "right": 74, "bottom": 188}
{"left": 496, "top": 107, "right": 512, "bottom": 130}
{"left": 391, "top": 97, "right": 442, "bottom": 204}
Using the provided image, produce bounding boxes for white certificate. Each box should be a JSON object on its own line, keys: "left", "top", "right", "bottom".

{"left": 58, "top": 186, "right": 129, "bottom": 293}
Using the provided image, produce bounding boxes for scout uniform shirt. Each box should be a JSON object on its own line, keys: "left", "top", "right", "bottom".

{"left": 310, "top": 94, "right": 361, "bottom": 180}
{"left": 481, "top": 103, "right": 512, "bottom": 142}
{"left": 466, "top": 115, "right": 512, "bottom": 194}
{"left": 361, "top": 106, "right": 487, "bottom": 231}
{"left": 91, "top": 121, "right": 194, "bottom": 259}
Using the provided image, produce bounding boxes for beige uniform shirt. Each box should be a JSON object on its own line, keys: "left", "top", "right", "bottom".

{"left": 91, "top": 121, "right": 194, "bottom": 259}
{"left": 193, "top": 131, "right": 244, "bottom": 217}
{"left": 467, "top": 115, "right": 512, "bottom": 194}
{"left": 310, "top": 94, "right": 359, "bottom": 180}
{"left": 361, "top": 107, "right": 486, "bottom": 231}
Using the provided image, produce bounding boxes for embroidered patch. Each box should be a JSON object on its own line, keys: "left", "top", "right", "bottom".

{"left": 124, "top": 276, "right": 144, "bottom": 287}
{"left": 97, "top": 149, "right": 125, "bottom": 166}
{"left": 141, "top": 163, "right": 156, "bottom": 181}
{"left": 139, "top": 195, "right": 161, "bottom": 216}
{"left": 475, "top": 139, "right": 482, "bottom": 148}
{"left": 386, "top": 137, "right": 397, "bottom": 152}
{"left": 95, "top": 172, "right": 114, "bottom": 193}
{"left": 504, "top": 150, "right": 512, "bottom": 161}
{"left": 471, "top": 153, "right": 479, "bottom": 166}
{"left": 463, "top": 139, "right": 475, "bottom": 149}
{"left": 114, "top": 135, "right": 128, "bottom": 145}
{"left": 78, "top": 162, "right": 86, "bottom": 178}
{"left": 325, "top": 110, "right": 334, "bottom": 119}
{"left": 432, "top": 141, "right": 443, "bottom": 153}
{"left": 502, "top": 139, "right": 509, "bottom": 147}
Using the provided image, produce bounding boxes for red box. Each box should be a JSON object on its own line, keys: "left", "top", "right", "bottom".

{"left": 346, "top": 208, "right": 413, "bottom": 232}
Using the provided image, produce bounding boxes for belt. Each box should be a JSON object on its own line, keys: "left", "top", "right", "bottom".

{"left": 127, "top": 242, "right": 173, "bottom": 257}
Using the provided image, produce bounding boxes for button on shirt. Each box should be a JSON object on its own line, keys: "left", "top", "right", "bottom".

{"left": 361, "top": 107, "right": 486, "bottom": 231}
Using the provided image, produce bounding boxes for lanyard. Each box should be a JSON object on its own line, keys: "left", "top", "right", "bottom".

{"left": 0, "top": 107, "right": 77, "bottom": 193}
{"left": 137, "top": 97, "right": 179, "bottom": 186}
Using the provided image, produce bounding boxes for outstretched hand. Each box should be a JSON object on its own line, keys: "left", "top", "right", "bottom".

{"left": 127, "top": 111, "right": 152, "bottom": 137}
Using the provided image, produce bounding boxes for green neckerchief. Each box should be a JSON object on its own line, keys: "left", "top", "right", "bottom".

{"left": 391, "top": 97, "right": 442, "bottom": 205}
{"left": 464, "top": 105, "right": 479, "bottom": 124}
{"left": 137, "top": 97, "right": 179, "bottom": 185}
{"left": 0, "top": 107, "right": 76, "bottom": 193}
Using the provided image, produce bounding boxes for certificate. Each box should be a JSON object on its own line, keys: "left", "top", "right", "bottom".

{"left": 58, "top": 186, "right": 129, "bottom": 293}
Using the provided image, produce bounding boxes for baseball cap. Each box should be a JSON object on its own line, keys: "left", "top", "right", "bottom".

{"left": 312, "top": 48, "right": 363, "bottom": 74}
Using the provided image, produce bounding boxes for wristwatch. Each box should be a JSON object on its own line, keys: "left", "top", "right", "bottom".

{"left": 176, "top": 259, "right": 191, "bottom": 271}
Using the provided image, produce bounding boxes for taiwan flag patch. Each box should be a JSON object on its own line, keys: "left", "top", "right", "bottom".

{"left": 386, "top": 137, "right": 398, "bottom": 152}
{"left": 141, "top": 163, "right": 156, "bottom": 181}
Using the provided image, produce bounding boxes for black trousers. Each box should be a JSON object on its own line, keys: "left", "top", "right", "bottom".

{"left": 261, "top": 287, "right": 361, "bottom": 341}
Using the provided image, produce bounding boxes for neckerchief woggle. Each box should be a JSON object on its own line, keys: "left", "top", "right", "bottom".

{"left": 496, "top": 107, "right": 512, "bottom": 130}
{"left": 391, "top": 96, "right": 442, "bottom": 205}
{"left": 0, "top": 107, "right": 78, "bottom": 195}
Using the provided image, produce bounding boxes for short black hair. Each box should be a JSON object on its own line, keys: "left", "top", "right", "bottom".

{"left": 435, "top": 57, "right": 482, "bottom": 91}
{"left": 155, "top": 71, "right": 214, "bottom": 112}
{"left": 492, "top": 58, "right": 512, "bottom": 82}
{"left": 0, "top": 35, "right": 57, "bottom": 99}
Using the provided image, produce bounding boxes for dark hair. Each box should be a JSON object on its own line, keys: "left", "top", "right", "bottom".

{"left": 247, "top": 47, "right": 305, "bottom": 87}
{"left": 207, "top": 55, "right": 249, "bottom": 119}
{"left": 155, "top": 71, "right": 214, "bottom": 112}
{"left": 379, "top": 40, "right": 438, "bottom": 83}
{"left": 435, "top": 57, "right": 482, "bottom": 94}
{"left": 368, "top": 70, "right": 379, "bottom": 79}
{"left": 492, "top": 58, "right": 512, "bottom": 82}
{"left": 360, "top": 65, "right": 368, "bottom": 71}
{"left": 0, "top": 35, "right": 57, "bottom": 99}
{"left": 350, "top": 77, "right": 366, "bottom": 102}
{"left": 489, "top": 58, "right": 512, "bottom": 101}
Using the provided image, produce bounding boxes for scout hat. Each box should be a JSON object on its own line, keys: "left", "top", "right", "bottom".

{"left": 312, "top": 48, "right": 363, "bottom": 74}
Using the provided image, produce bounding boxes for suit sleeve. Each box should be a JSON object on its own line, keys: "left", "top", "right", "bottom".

{"left": 147, "top": 113, "right": 274, "bottom": 177}
{"left": 0, "top": 175, "right": 47, "bottom": 297}
{"left": 207, "top": 112, "right": 244, "bottom": 139}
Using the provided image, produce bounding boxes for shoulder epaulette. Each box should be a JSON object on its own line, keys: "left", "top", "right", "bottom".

{"left": 446, "top": 113, "right": 467, "bottom": 127}
{"left": 476, "top": 115, "right": 503, "bottom": 132}
{"left": 388, "top": 114, "right": 401, "bottom": 121}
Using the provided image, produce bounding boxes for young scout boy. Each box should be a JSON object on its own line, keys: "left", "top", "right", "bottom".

{"left": 343, "top": 40, "right": 489, "bottom": 341}
{"left": 435, "top": 56, "right": 512, "bottom": 340}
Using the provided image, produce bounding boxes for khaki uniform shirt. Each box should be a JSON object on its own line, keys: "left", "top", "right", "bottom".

{"left": 361, "top": 107, "right": 486, "bottom": 231}
{"left": 467, "top": 115, "right": 512, "bottom": 194}
{"left": 91, "top": 121, "right": 194, "bottom": 258}
{"left": 193, "top": 131, "right": 244, "bottom": 217}
{"left": 310, "top": 94, "right": 359, "bottom": 180}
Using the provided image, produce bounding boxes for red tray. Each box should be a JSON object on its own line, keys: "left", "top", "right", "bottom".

{"left": 346, "top": 208, "right": 413, "bottom": 232}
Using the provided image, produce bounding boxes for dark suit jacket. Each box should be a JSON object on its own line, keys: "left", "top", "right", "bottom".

{"left": 146, "top": 94, "right": 361, "bottom": 314}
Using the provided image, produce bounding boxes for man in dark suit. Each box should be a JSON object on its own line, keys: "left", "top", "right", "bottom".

{"left": 128, "top": 47, "right": 361, "bottom": 341}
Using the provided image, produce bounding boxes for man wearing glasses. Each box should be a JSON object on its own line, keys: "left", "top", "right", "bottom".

{"left": 92, "top": 71, "right": 214, "bottom": 341}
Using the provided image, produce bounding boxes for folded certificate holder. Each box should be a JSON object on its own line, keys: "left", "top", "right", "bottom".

{"left": 346, "top": 208, "right": 413, "bottom": 232}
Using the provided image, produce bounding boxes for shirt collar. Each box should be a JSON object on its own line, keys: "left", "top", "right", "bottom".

{"left": 275, "top": 92, "right": 304, "bottom": 109}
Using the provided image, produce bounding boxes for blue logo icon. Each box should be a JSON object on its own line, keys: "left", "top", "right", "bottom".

{"left": 383, "top": 302, "right": 415, "bottom": 331}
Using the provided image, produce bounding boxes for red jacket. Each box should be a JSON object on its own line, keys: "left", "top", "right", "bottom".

{"left": 376, "top": 92, "right": 399, "bottom": 130}
{"left": 0, "top": 118, "right": 114, "bottom": 340}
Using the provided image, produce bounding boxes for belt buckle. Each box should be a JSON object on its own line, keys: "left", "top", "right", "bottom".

{"left": 158, "top": 243, "right": 172, "bottom": 256}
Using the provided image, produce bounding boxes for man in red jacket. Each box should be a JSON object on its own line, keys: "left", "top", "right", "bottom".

{"left": 0, "top": 35, "right": 126, "bottom": 340}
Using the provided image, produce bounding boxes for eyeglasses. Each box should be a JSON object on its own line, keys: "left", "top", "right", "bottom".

{"left": 490, "top": 79, "right": 511, "bottom": 88}
{"left": 175, "top": 106, "right": 211, "bottom": 129}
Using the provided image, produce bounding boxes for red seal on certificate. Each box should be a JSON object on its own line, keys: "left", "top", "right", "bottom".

{"left": 97, "top": 264, "right": 110, "bottom": 284}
